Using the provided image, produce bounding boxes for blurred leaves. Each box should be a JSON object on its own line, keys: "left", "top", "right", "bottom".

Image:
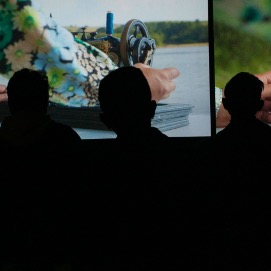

{"left": 240, "top": 5, "right": 263, "bottom": 23}
{"left": 213, "top": 0, "right": 271, "bottom": 88}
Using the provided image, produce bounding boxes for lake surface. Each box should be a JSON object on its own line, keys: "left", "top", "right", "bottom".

{"left": 152, "top": 45, "right": 211, "bottom": 115}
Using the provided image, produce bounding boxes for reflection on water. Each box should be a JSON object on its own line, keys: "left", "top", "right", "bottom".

{"left": 152, "top": 45, "right": 211, "bottom": 114}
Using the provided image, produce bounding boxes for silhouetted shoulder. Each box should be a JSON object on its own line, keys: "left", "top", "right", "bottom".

{"left": 216, "top": 118, "right": 271, "bottom": 138}
{"left": 46, "top": 120, "right": 81, "bottom": 143}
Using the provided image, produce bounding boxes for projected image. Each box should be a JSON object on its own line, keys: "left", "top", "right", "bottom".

{"left": 213, "top": 0, "right": 271, "bottom": 131}
{"left": 0, "top": 0, "right": 211, "bottom": 138}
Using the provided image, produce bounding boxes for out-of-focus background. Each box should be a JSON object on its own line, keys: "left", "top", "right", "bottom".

{"left": 213, "top": 0, "right": 271, "bottom": 88}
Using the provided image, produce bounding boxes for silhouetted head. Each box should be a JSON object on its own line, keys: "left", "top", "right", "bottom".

{"left": 7, "top": 68, "right": 49, "bottom": 115}
{"left": 98, "top": 66, "right": 156, "bottom": 130}
{"left": 222, "top": 72, "right": 264, "bottom": 117}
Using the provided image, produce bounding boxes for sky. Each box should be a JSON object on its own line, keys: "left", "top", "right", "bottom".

{"left": 36, "top": 0, "right": 209, "bottom": 28}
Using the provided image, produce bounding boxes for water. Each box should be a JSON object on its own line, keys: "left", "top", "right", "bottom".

{"left": 152, "top": 45, "right": 211, "bottom": 115}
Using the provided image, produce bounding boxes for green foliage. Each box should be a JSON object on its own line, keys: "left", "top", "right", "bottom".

{"left": 145, "top": 21, "right": 208, "bottom": 45}
{"left": 94, "top": 21, "right": 208, "bottom": 46}
{"left": 240, "top": 5, "right": 263, "bottom": 23}
{"left": 263, "top": 0, "right": 271, "bottom": 14}
{"left": 213, "top": 0, "right": 271, "bottom": 88}
{"left": 147, "top": 32, "right": 165, "bottom": 46}
{"left": 214, "top": 20, "right": 271, "bottom": 88}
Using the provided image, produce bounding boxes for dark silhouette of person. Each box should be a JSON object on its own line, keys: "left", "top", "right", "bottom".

{"left": 96, "top": 66, "right": 189, "bottom": 271}
{"left": 0, "top": 68, "right": 81, "bottom": 150}
{"left": 210, "top": 72, "right": 271, "bottom": 270}
{"left": 214, "top": 71, "right": 271, "bottom": 175}
{"left": 0, "top": 69, "right": 82, "bottom": 268}
{"left": 98, "top": 66, "right": 168, "bottom": 148}
{"left": 213, "top": 71, "right": 271, "bottom": 172}
{"left": 216, "top": 71, "right": 271, "bottom": 139}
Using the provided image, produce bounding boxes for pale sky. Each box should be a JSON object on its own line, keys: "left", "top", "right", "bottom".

{"left": 36, "top": 0, "right": 209, "bottom": 27}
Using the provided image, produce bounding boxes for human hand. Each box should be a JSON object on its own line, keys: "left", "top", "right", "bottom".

{"left": 134, "top": 63, "right": 180, "bottom": 102}
{"left": 254, "top": 70, "right": 271, "bottom": 124}
{"left": 0, "top": 84, "right": 8, "bottom": 103}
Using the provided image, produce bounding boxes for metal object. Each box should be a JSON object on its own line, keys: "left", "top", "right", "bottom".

{"left": 72, "top": 13, "right": 156, "bottom": 67}
{"left": 120, "top": 19, "right": 156, "bottom": 67}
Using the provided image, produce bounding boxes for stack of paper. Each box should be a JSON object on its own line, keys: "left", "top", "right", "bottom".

{"left": 0, "top": 103, "right": 194, "bottom": 132}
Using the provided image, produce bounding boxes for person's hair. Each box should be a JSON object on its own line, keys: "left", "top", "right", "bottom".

{"left": 224, "top": 72, "right": 263, "bottom": 103}
{"left": 7, "top": 68, "right": 50, "bottom": 114}
{"left": 98, "top": 66, "right": 154, "bottom": 120}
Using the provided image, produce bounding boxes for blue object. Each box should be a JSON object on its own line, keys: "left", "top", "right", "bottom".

{"left": 106, "top": 11, "right": 114, "bottom": 35}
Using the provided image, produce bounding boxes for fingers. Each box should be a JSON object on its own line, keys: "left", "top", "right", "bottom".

{"left": 0, "top": 84, "right": 6, "bottom": 93}
{"left": 134, "top": 63, "right": 180, "bottom": 81}
{"left": 256, "top": 72, "right": 271, "bottom": 123}
{"left": 255, "top": 70, "right": 271, "bottom": 84}
{"left": 261, "top": 99, "right": 271, "bottom": 111}
{"left": 151, "top": 69, "right": 179, "bottom": 101}
{"left": 256, "top": 98, "right": 271, "bottom": 123}
{"left": 164, "top": 79, "right": 177, "bottom": 94}
{"left": 161, "top": 67, "right": 180, "bottom": 81}
{"left": 256, "top": 110, "right": 271, "bottom": 124}
{"left": 0, "top": 84, "right": 8, "bottom": 102}
{"left": 133, "top": 63, "right": 151, "bottom": 72}
{"left": 0, "top": 94, "right": 8, "bottom": 102}
{"left": 261, "top": 83, "right": 271, "bottom": 100}
{"left": 133, "top": 63, "right": 180, "bottom": 102}
{"left": 159, "top": 68, "right": 179, "bottom": 99}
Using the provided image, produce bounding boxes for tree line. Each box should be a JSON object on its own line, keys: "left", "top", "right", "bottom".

{"left": 69, "top": 20, "right": 208, "bottom": 46}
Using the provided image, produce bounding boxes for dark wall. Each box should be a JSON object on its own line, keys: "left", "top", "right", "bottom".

{"left": 1, "top": 137, "right": 271, "bottom": 270}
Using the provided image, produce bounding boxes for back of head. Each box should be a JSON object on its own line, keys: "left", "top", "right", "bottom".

{"left": 98, "top": 66, "right": 155, "bottom": 127}
{"left": 223, "top": 72, "right": 264, "bottom": 115}
{"left": 7, "top": 68, "right": 49, "bottom": 114}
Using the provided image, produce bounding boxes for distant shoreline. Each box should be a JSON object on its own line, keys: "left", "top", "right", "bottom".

{"left": 158, "top": 42, "right": 208, "bottom": 48}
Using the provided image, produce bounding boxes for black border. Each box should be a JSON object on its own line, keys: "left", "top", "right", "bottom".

{"left": 208, "top": 0, "right": 216, "bottom": 137}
